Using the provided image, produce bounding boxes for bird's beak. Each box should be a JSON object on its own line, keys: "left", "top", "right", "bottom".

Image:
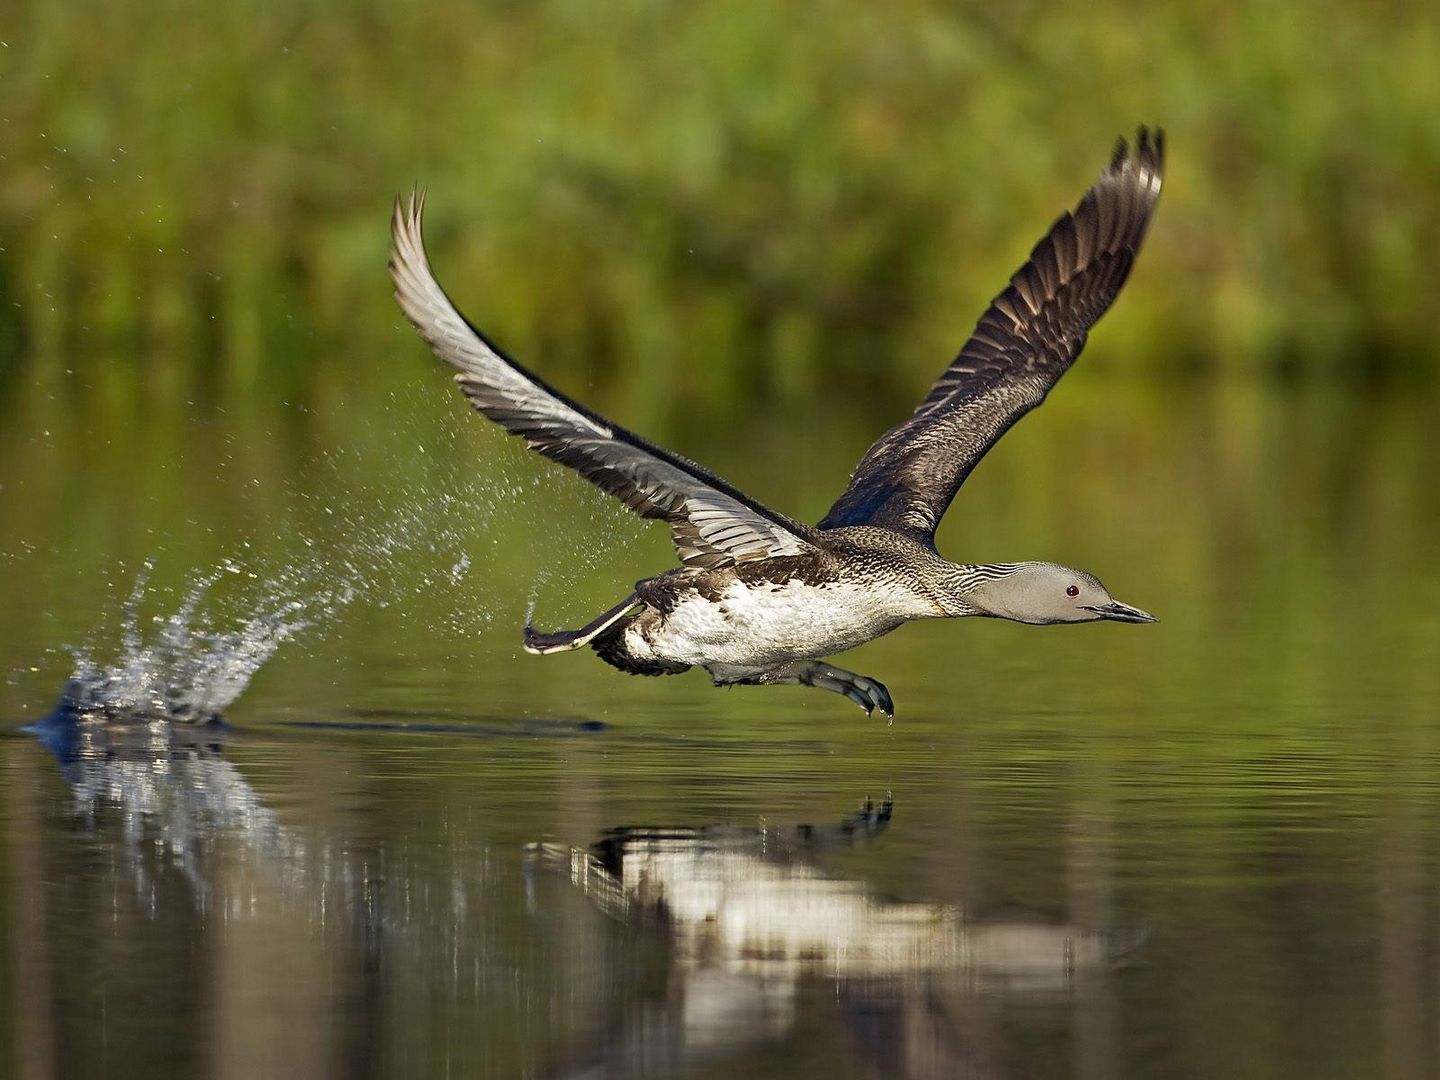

{"left": 1086, "top": 601, "right": 1158, "bottom": 624}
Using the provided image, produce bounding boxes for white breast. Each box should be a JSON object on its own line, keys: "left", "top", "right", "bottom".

{"left": 625, "top": 577, "right": 927, "bottom": 672}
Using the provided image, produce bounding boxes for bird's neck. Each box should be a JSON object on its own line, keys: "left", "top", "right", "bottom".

{"left": 934, "top": 562, "right": 1026, "bottom": 618}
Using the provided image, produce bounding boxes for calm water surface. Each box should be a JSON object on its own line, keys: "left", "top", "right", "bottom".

{"left": 2, "top": 364, "right": 1439, "bottom": 1078}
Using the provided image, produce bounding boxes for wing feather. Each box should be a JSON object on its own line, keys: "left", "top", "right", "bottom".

{"left": 390, "top": 192, "right": 815, "bottom": 569}
{"left": 819, "top": 128, "right": 1165, "bottom": 538}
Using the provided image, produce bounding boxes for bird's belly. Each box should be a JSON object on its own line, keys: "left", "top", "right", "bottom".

{"left": 629, "top": 579, "right": 911, "bottom": 669}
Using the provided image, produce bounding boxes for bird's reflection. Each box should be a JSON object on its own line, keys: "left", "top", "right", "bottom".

{"left": 16, "top": 697, "right": 1140, "bottom": 1079}
{"left": 534, "top": 801, "right": 1142, "bottom": 1079}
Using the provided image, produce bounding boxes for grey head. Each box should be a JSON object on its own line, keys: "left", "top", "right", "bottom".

{"left": 958, "top": 562, "right": 1157, "bottom": 626}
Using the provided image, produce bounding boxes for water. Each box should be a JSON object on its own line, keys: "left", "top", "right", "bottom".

{"left": 3, "top": 367, "right": 1440, "bottom": 1078}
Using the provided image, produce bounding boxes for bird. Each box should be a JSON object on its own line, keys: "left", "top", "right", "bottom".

{"left": 389, "top": 128, "right": 1164, "bottom": 719}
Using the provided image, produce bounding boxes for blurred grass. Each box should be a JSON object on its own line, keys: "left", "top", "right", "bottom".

{"left": 2, "top": 0, "right": 1440, "bottom": 421}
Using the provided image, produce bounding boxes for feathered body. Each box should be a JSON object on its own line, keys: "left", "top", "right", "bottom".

{"left": 390, "top": 130, "right": 1167, "bottom": 717}
{"left": 598, "top": 528, "right": 949, "bottom": 679}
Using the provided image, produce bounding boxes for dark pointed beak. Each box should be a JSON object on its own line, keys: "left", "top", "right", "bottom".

{"left": 1086, "top": 601, "right": 1158, "bottom": 624}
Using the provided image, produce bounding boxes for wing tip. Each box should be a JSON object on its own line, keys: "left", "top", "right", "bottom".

{"left": 1107, "top": 125, "right": 1166, "bottom": 194}
{"left": 388, "top": 184, "right": 442, "bottom": 336}
{"left": 1080, "top": 125, "right": 1165, "bottom": 256}
{"left": 388, "top": 184, "right": 430, "bottom": 273}
{"left": 393, "top": 183, "right": 427, "bottom": 221}
{"left": 394, "top": 182, "right": 423, "bottom": 229}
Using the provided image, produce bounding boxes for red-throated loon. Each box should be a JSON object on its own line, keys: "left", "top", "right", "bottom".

{"left": 390, "top": 129, "right": 1164, "bottom": 719}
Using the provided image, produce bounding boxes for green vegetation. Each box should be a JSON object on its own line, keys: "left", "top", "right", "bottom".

{"left": 3, "top": 0, "right": 1440, "bottom": 418}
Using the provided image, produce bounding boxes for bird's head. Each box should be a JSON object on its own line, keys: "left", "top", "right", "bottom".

{"left": 960, "top": 562, "right": 1157, "bottom": 626}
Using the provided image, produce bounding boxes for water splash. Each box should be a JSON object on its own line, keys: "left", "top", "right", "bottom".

{"left": 60, "top": 565, "right": 315, "bottom": 721}
{"left": 24, "top": 383, "right": 658, "bottom": 724}
{"left": 52, "top": 514, "right": 431, "bottom": 723}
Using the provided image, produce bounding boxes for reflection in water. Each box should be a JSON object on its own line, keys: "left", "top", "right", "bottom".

{"left": 533, "top": 803, "right": 1141, "bottom": 1079}
{"left": 16, "top": 710, "right": 496, "bottom": 1077}
{"left": 6, "top": 376, "right": 1440, "bottom": 1076}
{"left": 14, "top": 713, "right": 1140, "bottom": 1079}
{"left": 27, "top": 711, "right": 285, "bottom": 910}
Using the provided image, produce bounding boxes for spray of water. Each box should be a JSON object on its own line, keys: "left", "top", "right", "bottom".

{"left": 61, "top": 559, "right": 319, "bottom": 720}
{"left": 43, "top": 386, "right": 653, "bottom": 723}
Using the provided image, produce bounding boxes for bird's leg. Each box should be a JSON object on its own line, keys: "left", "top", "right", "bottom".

{"left": 754, "top": 660, "right": 894, "bottom": 720}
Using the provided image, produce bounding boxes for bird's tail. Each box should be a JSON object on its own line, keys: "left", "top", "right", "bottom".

{"left": 523, "top": 594, "right": 645, "bottom": 655}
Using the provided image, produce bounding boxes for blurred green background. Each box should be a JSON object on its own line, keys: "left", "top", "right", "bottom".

{"left": 4, "top": 0, "right": 1440, "bottom": 425}
{"left": 6, "top": 4, "right": 1440, "bottom": 1078}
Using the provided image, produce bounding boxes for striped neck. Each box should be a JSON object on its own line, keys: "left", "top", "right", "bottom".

{"left": 937, "top": 562, "right": 1028, "bottom": 617}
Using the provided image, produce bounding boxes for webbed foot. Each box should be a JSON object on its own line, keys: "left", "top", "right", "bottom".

{"left": 812, "top": 670, "right": 893, "bottom": 719}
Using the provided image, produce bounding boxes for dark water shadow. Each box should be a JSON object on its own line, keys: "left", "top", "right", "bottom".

{"left": 282, "top": 710, "right": 609, "bottom": 738}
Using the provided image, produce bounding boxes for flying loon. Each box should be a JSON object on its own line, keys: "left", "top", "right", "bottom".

{"left": 390, "top": 128, "right": 1164, "bottom": 718}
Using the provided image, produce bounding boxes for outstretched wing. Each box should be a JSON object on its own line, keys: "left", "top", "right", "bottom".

{"left": 390, "top": 191, "right": 815, "bottom": 569}
{"left": 819, "top": 128, "right": 1165, "bottom": 538}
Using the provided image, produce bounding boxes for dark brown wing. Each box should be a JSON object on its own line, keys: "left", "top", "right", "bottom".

{"left": 390, "top": 191, "right": 816, "bottom": 569}
{"left": 819, "top": 128, "right": 1165, "bottom": 538}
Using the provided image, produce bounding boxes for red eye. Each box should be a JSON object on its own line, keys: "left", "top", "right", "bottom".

{"left": 1066, "top": 584, "right": 1080, "bottom": 597}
